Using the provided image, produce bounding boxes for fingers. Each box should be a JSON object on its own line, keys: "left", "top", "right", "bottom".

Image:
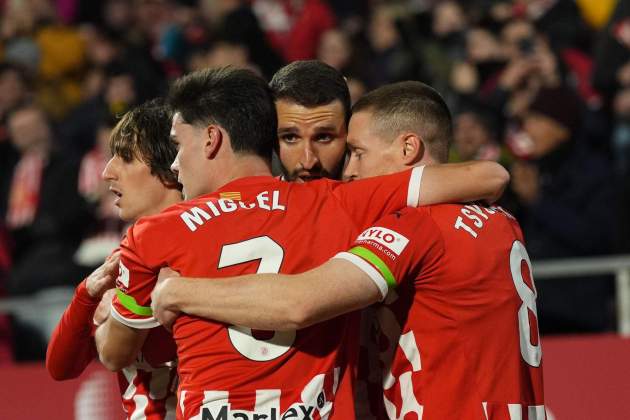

{"left": 157, "top": 267, "right": 180, "bottom": 285}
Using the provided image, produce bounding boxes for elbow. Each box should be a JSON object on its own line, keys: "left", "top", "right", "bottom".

{"left": 99, "top": 354, "right": 128, "bottom": 372}
{"left": 46, "top": 362, "right": 76, "bottom": 381}
{"left": 485, "top": 162, "right": 510, "bottom": 203}
{"left": 98, "top": 347, "right": 133, "bottom": 372}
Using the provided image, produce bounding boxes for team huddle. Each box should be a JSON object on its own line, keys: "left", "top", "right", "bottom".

{"left": 46, "top": 61, "right": 545, "bottom": 419}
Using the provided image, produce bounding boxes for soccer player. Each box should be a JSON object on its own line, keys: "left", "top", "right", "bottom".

{"left": 270, "top": 60, "right": 349, "bottom": 182}
{"left": 95, "top": 68, "right": 509, "bottom": 420}
{"left": 152, "top": 82, "right": 546, "bottom": 419}
{"left": 46, "top": 100, "right": 182, "bottom": 419}
{"left": 269, "top": 60, "right": 514, "bottom": 419}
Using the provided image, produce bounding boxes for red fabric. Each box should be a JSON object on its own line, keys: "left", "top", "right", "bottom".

{"left": 561, "top": 48, "right": 602, "bottom": 106}
{"left": 46, "top": 253, "right": 178, "bottom": 419}
{"left": 111, "top": 170, "right": 419, "bottom": 419}
{"left": 340, "top": 205, "right": 545, "bottom": 419}
{"left": 46, "top": 279, "right": 100, "bottom": 380}
{"left": 6, "top": 152, "right": 44, "bottom": 229}
{"left": 285, "top": 0, "right": 336, "bottom": 61}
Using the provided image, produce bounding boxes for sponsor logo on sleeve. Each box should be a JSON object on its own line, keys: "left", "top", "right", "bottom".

{"left": 357, "top": 227, "right": 409, "bottom": 256}
{"left": 117, "top": 261, "right": 130, "bottom": 291}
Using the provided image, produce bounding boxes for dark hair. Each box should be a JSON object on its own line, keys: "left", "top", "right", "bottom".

{"left": 352, "top": 81, "right": 452, "bottom": 162}
{"left": 109, "top": 98, "right": 180, "bottom": 189}
{"left": 168, "top": 67, "right": 276, "bottom": 160}
{"left": 270, "top": 60, "right": 351, "bottom": 124}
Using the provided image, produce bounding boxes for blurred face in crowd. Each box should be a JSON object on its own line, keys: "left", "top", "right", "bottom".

{"left": 0, "top": 68, "right": 27, "bottom": 115}
{"left": 454, "top": 112, "right": 492, "bottom": 160}
{"left": 369, "top": 6, "right": 399, "bottom": 51}
{"left": 170, "top": 112, "right": 214, "bottom": 199}
{"left": 522, "top": 113, "right": 569, "bottom": 159}
{"left": 276, "top": 99, "right": 347, "bottom": 182}
{"left": 318, "top": 29, "right": 352, "bottom": 71}
{"left": 7, "top": 107, "right": 52, "bottom": 153}
{"left": 102, "top": 148, "right": 175, "bottom": 222}
{"left": 344, "top": 110, "right": 403, "bottom": 180}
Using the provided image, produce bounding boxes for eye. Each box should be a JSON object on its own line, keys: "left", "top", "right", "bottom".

{"left": 280, "top": 134, "right": 299, "bottom": 143}
{"left": 315, "top": 133, "right": 334, "bottom": 143}
{"left": 351, "top": 149, "right": 363, "bottom": 160}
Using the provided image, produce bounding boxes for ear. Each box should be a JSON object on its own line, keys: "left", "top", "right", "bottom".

{"left": 399, "top": 133, "right": 424, "bottom": 165}
{"left": 204, "top": 125, "right": 223, "bottom": 159}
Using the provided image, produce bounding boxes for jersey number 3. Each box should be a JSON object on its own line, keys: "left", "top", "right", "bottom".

{"left": 510, "top": 240, "right": 542, "bottom": 367}
{"left": 218, "top": 236, "right": 295, "bottom": 361}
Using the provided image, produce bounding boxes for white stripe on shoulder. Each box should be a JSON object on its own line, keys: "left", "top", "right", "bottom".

{"left": 333, "top": 252, "right": 388, "bottom": 301}
{"left": 406, "top": 165, "right": 424, "bottom": 207}
{"left": 110, "top": 303, "right": 160, "bottom": 329}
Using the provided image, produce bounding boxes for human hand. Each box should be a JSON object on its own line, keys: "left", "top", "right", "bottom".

{"left": 499, "top": 58, "right": 538, "bottom": 90}
{"left": 152, "top": 268, "right": 181, "bottom": 331}
{"left": 94, "top": 288, "right": 116, "bottom": 326}
{"left": 511, "top": 160, "right": 540, "bottom": 205}
{"left": 86, "top": 251, "right": 120, "bottom": 299}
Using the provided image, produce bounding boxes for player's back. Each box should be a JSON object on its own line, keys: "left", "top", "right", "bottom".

{"left": 358, "top": 204, "right": 545, "bottom": 419}
{"left": 115, "top": 171, "right": 421, "bottom": 419}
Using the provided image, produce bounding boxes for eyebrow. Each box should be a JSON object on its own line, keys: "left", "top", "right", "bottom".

{"left": 278, "top": 127, "right": 298, "bottom": 135}
{"left": 312, "top": 125, "right": 338, "bottom": 133}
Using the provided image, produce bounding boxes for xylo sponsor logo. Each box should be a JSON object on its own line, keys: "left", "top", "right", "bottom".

{"left": 202, "top": 403, "right": 316, "bottom": 420}
{"left": 357, "top": 227, "right": 409, "bottom": 255}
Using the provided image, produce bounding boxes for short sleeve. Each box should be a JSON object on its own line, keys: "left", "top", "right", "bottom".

{"left": 110, "top": 226, "right": 160, "bottom": 329}
{"left": 331, "top": 166, "right": 424, "bottom": 229}
{"left": 333, "top": 207, "right": 443, "bottom": 301}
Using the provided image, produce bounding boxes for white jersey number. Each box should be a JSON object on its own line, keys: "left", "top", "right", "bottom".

{"left": 218, "top": 236, "right": 295, "bottom": 361}
{"left": 510, "top": 240, "right": 542, "bottom": 367}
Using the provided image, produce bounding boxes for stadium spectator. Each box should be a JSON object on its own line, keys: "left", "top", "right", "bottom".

{"left": 3, "top": 103, "right": 93, "bottom": 359}
{"left": 509, "top": 86, "right": 616, "bottom": 332}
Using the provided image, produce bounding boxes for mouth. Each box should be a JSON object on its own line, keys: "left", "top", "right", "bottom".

{"left": 109, "top": 187, "right": 122, "bottom": 205}
{"left": 296, "top": 172, "right": 324, "bottom": 182}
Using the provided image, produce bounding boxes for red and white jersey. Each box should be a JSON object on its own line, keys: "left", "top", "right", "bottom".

{"left": 46, "top": 279, "right": 178, "bottom": 419}
{"left": 118, "top": 327, "right": 178, "bottom": 420}
{"left": 111, "top": 169, "right": 423, "bottom": 419}
{"left": 335, "top": 205, "right": 545, "bottom": 420}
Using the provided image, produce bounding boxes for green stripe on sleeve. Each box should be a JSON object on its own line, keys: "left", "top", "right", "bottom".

{"left": 348, "top": 246, "right": 397, "bottom": 289}
{"left": 116, "top": 289, "right": 153, "bottom": 316}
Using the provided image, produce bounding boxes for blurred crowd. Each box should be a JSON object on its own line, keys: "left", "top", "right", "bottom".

{"left": 0, "top": 0, "right": 628, "bottom": 362}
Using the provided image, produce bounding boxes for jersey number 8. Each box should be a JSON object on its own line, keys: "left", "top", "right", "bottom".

{"left": 510, "top": 240, "right": 542, "bottom": 367}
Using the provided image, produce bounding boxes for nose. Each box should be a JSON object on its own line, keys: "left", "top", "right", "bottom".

{"left": 170, "top": 154, "right": 180, "bottom": 175}
{"left": 102, "top": 157, "right": 117, "bottom": 181}
{"left": 299, "top": 141, "right": 319, "bottom": 170}
{"left": 343, "top": 155, "right": 358, "bottom": 181}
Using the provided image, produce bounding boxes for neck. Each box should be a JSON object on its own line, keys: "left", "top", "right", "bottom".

{"left": 144, "top": 188, "right": 184, "bottom": 217}
{"left": 211, "top": 153, "right": 273, "bottom": 191}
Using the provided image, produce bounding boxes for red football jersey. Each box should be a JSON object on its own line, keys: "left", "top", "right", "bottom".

{"left": 47, "top": 274, "right": 177, "bottom": 419}
{"left": 335, "top": 205, "right": 545, "bottom": 420}
{"left": 111, "top": 168, "right": 423, "bottom": 419}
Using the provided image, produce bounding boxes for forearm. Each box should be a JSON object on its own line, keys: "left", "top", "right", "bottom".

{"left": 46, "top": 280, "right": 98, "bottom": 380}
{"left": 420, "top": 161, "right": 509, "bottom": 205}
{"left": 164, "top": 276, "right": 308, "bottom": 331}
{"left": 95, "top": 316, "right": 147, "bottom": 371}
{"left": 161, "top": 261, "right": 380, "bottom": 331}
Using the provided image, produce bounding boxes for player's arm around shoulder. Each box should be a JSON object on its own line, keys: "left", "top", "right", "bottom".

{"left": 420, "top": 161, "right": 509, "bottom": 206}
{"left": 95, "top": 224, "right": 157, "bottom": 371}
{"left": 152, "top": 263, "right": 382, "bottom": 331}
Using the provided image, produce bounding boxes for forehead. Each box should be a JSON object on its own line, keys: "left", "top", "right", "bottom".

{"left": 276, "top": 99, "right": 345, "bottom": 129}
{"left": 347, "top": 110, "right": 381, "bottom": 148}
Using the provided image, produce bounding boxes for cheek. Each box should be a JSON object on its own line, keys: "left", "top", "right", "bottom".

{"left": 320, "top": 145, "right": 346, "bottom": 170}
{"left": 278, "top": 144, "right": 299, "bottom": 166}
